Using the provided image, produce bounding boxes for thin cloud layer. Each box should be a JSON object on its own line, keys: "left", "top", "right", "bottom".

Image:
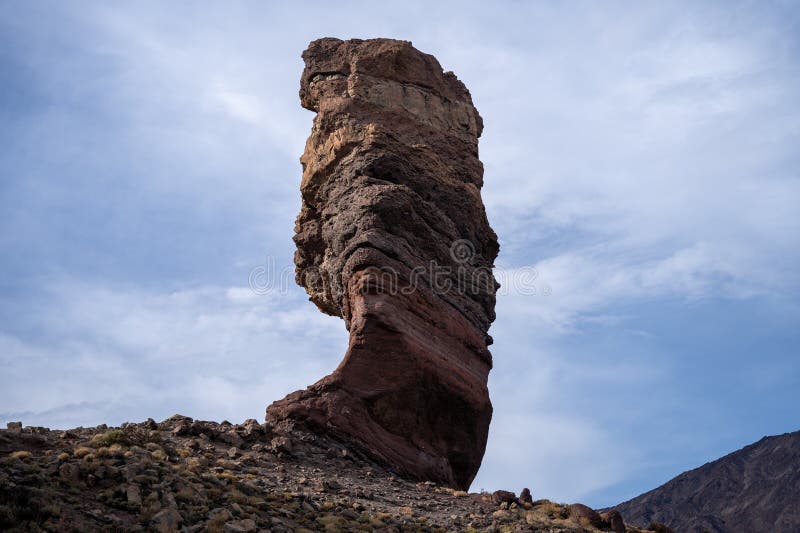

{"left": 1, "top": 1, "right": 798, "bottom": 507}
{"left": 0, "top": 282, "right": 346, "bottom": 428}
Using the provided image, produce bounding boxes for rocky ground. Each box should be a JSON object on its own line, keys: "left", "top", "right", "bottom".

{"left": 1, "top": 417, "right": 657, "bottom": 532}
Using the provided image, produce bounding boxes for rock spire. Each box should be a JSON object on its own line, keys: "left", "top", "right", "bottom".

{"left": 267, "top": 37, "right": 499, "bottom": 489}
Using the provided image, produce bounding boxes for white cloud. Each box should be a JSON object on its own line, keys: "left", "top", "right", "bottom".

{"left": 474, "top": 412, "right": 634, "bottom": 501}
{"left": 0, "top": 282, "right": 347, "bottom": 428}
{"left": 211, "top": 84, "right": 265, "bottom": 125}
{"left": 495, "top": 239, "right": 757, "bottom": 336}
{"left": 1, "top": 0, "right": 798, "bottom": 509}
{"left": 461, "top": 6, "right": 800, "bottom": 312}
{"left": 226, "top": 286, "right": 260, "bottom": 304}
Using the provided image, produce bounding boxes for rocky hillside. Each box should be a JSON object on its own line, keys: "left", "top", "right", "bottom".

{"left": 611, "top": 430, "right": 800, "bottom": 532}
{"left": 0, "top": 417, "right": 650, "bottom": 532}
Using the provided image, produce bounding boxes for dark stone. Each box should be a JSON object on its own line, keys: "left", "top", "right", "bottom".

{"left": 602, "top": 510, "right": 626, "bottom": 533}
{"left": 569, "top": 503, "right": 603, "bottom": 528}
{"left": 492, "top": 490, "right": 517, "bottom": 504}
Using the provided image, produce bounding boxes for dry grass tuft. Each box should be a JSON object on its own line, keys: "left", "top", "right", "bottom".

{"left": 9, "top": 450, "right": 32, "bottom": 461}
{"left": 73, "top": 446, "right": 93, "bottom": 458}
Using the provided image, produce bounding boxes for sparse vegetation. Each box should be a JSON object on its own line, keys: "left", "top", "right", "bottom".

{"left": 73, "top": 446, "right": 93, "bottom": 458}
{"left": 8, "top": 451, "right": 32, "bottom": 461}
{"left": 0, "top": 418, "right": 651, "bottom": 532}
{"left": 90, "top": 429, "right": 129, "bottom": 447}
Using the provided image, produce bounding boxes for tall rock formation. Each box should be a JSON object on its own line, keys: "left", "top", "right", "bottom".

{"left": 611, "top": 430, "right": 800, "bottom": 532}
{"left": 266, "top": 38, "right": 499, "bottom": 490}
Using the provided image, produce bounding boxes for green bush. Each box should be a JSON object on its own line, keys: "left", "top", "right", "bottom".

{"left": 91, "top": 429, "right": 130, "bottom": 447}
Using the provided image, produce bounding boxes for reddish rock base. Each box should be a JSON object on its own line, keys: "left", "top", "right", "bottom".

{"left": 268, "top": 268, "right": 492, "bottom": 489}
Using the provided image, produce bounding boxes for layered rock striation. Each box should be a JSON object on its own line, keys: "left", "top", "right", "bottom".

{"left": 266, "top": 38, "right": 499, "bottom": 489}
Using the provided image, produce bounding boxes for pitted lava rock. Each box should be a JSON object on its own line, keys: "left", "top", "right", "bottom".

{"left": 266, "top": 37, "right": 499, "bottom": 490}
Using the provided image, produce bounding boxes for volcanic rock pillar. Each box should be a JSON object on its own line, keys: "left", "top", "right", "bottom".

{"left": 267, "top": 38, "right": 499, "bottom": 490}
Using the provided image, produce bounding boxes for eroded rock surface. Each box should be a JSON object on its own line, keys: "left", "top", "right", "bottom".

{"left": 266, "top": 37, "right": 499, "bottom": 489}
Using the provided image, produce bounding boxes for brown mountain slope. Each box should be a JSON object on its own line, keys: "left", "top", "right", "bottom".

{"left": 611, "top": 430, "right": 800, "bottom": 533}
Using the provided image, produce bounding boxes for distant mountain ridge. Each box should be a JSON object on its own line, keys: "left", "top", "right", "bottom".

{"left": 611, "top": 430, "right": 800, "bottom": 532}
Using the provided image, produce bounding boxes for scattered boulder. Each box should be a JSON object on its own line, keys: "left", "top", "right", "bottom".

{"left": 492, "top": 490, "right": 518, "bottom": 505}
{"left": 270, "top": 436, "right": 293, "bottom": 455}
{"left": 603, "top": 509, "right": 626, "bottom": 533}
{"left": 58, "top": 462, "right": 80, "bottom": 483}
{"left": 569, "top": 503, "right": 603, "bottom": 528}
{"left": 126, "top": 484, "right": 142, "bottom": 507}
{"left": 189, "top": 420, "right": 217, "bottom": 437}
{"left": 151, "top": 507, "right": 182, "bottom": 532}
{"left": 519, "top": 487, "right": 533, "bottom": 505}
{"left": 159, "top": 415, "right": 192, "bottom": 431}
{"left": 172, "top": 423, "right": 191, "bottom": 436}
{"left": 220, "top": 430, "right": 244, "bottom": 448}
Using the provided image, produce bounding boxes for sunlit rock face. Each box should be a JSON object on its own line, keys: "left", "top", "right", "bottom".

{"left": 267, "top": 38, "right": 499, "bottom": 490}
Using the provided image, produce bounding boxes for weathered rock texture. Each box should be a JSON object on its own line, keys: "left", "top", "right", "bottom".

{"left": 266, "top": 38, "right": 499, "bottom": 490}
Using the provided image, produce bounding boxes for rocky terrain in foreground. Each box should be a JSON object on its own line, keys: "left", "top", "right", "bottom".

{"left": 0, "top": 417, "right": 653, "bottom": 532}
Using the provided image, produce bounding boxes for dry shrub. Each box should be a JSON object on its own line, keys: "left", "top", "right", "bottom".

{"left": 9, "top": 451, "right": 32, "bottom": 461}
{"left": 91, "top": 429, "right": 129, "bottom": 447}
{"left": 73, "top": 447, "right": 93, "bottom": 458}
{"left": 150, "top": 449, "right": 167, "bottom": 462}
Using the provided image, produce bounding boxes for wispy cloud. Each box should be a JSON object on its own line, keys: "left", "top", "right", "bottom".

{"left": 1, "top": 0, "right": 798, "bottom": 508}
{"left": 0, "top": 282, "right": 346, "bottom": 428}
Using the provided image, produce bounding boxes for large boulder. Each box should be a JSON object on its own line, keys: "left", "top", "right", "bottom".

{"left": 267, "top": 38, "right": 498, "bottom": 489}
{"left": 569, "top": 503, "right": 603, "bottom": 528}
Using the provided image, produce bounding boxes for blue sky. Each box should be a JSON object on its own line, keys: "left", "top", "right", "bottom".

{"left": 1, "top": 1, "right": 798, "bottom": 508}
